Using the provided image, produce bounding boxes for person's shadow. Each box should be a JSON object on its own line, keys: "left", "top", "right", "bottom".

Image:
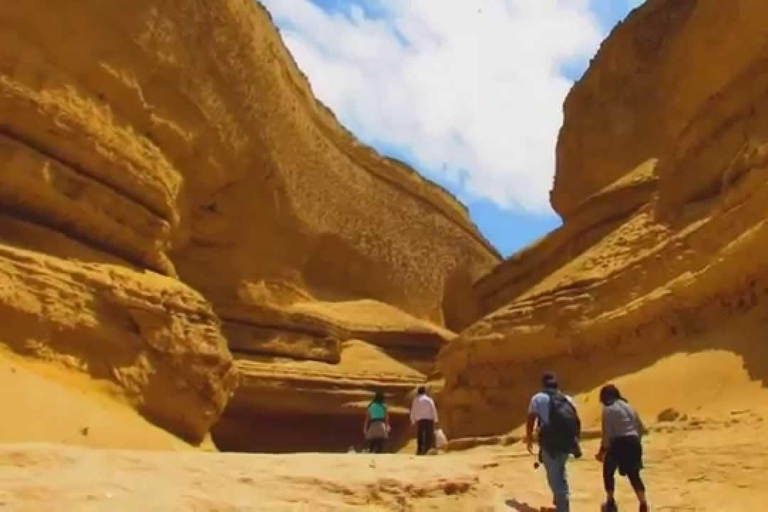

{"left": 504, "top": 499, "right": 547, "bottom": 512}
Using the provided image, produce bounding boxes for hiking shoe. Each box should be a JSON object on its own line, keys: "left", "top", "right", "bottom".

{"left": 601, "top": 499, "right": 618, "bottom": 512}
{"left": 639, "top": 502, "right": 649, "bottom": 512}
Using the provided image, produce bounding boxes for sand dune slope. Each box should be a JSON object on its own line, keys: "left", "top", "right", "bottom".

{"left": 0, "top": 350, "right": 196, "bottom": 451}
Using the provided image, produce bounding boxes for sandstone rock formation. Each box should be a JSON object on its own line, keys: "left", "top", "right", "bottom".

{"left": 0, "top": 221, "right": 236, "bottom": 443}
{"left": 0, "top": 0, "right": 498, "bottom": 448}
{"left": 440, "top": 0, "right": 768, "bottom": 438}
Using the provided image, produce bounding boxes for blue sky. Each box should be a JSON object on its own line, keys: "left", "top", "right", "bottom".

{"left": 263, "top": 0, "right": 642, "bottom": 256}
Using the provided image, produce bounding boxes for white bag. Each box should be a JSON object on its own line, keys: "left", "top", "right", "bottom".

{"left": 435, "top": 428, "right": 448, "bottom": 449}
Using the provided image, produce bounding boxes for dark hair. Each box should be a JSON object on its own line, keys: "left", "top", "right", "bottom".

{"left": 417, "top": 386, "right": 427, "bottom": 395}
{"left": 599, "top": 384, "right": 626, "bottom": 406}
{"left": 542, "top": 372, "right": 558, "bottom": 390}
{"left": 373, "top": 391, "right": 385, "bottom": 404}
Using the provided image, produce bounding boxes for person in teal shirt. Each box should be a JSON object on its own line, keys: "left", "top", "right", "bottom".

{"left": 363, "top": 391, "right": 391, "bottom": 453}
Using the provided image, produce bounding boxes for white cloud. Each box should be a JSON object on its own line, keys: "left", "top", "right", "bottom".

{"left": 260, "top": 0, "right": 603, "bottom": 213}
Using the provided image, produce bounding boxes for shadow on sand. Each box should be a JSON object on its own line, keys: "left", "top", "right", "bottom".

{"left": 505, "top": 499, "right": 550, "bottom": 511}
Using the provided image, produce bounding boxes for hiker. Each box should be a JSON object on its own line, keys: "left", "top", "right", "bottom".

{"left": 410, "top": 386, "right": 438, "bottom": 455}
{"left": 596, "top": 384, "right": 649, "bottom": 512}
{"left": 363, "top": 391, "right": 390, "bottom": 453}
{"left": 525, "top": 372, "right": 582, "bottom": 512}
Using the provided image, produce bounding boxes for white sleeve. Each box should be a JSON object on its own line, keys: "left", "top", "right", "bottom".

{"left": 528, "top": 395, "right": 539, "bottom": 415}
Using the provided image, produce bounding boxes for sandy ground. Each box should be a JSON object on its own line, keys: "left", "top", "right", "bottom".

{"left": 2, "top": 306, "right": 766, "bottom": 511}
{"left": 1, "top": 415, "right": 766, "bottom": 512}
{"left": 2, "top": 325, "right": 767, "bottom": 511}
{"left": 0, "top": 349, "right": 199, "bottom": 451}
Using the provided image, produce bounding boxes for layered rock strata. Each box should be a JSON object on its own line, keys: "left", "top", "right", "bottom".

{"left": 0, "top": 0, "right": 498, "bottom": 447}
{"left": 440, "top": 0, "right": 768, "bottom": 438}
{"left": 0, "top": 230, "right": 236, "bottom": 443}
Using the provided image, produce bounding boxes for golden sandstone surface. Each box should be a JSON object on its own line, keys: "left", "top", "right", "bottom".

{"left": 2, "top": 0, "right": 768, "bottom": 471}
{"left": 440, "top": 0, "right": 768, "bottom": 438}
{"left": 0, "top": 0, "right": 498, "bottom": 449}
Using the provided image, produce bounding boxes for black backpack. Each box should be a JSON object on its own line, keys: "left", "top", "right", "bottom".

{"left": 541, "top": 391, "right": 582, "bottom": 456}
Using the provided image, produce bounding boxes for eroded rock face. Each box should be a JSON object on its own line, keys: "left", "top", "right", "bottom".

{"left": 440, "top": 0, "right": 768, "bottom": 438}
{"left": 0, "top": 0, "right": 498, "bottom": 447}
{"left": 552, "top": 0, "right": 768, "bottom": 219}
{"left": 0, "top": 232, "right": 236, "bottom": 443}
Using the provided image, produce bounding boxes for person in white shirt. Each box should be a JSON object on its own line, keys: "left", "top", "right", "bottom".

{"left": 410, "top": 386, "right": 438, "bottom": 455}
{"left": 525, "top": 372, "right": 581, "bottom": 512}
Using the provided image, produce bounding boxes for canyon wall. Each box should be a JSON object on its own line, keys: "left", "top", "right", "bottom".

{"left": 0, "top": 0, "right": 499, "bottom": 448}
{"left": 440, "top": 0, "right": 768, "bottom": 438}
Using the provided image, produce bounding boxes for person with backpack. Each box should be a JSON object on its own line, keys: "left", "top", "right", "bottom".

{"left": 363, "top": 391, "right": 390, "bottom": 453}
{"left": 525, "top": 372, "right": 582, "bottom": 512}
{"left": 410, "top": 386, "right": 439, "bottom": 455}
{"left": 596, "top": 384, "right": 649, "bottom": 512}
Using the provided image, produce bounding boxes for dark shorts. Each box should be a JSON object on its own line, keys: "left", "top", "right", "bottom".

{"left": 608, "top": 435, "right": 643, "bottom": 475}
